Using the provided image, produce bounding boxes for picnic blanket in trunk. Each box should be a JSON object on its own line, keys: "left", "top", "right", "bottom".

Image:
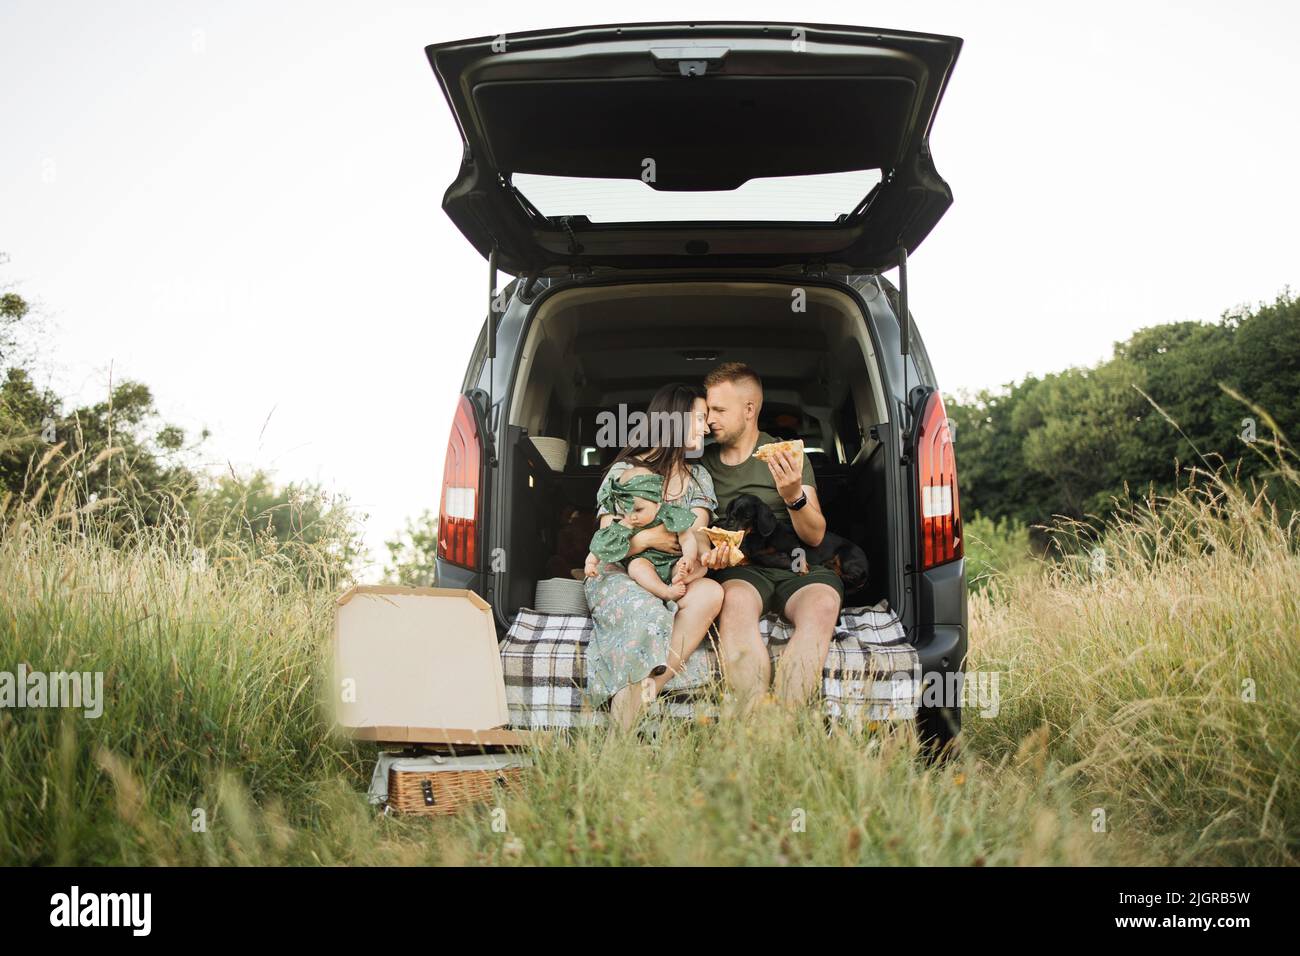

{"left": 499, "top": 602, "right": 920, "bottom": 729}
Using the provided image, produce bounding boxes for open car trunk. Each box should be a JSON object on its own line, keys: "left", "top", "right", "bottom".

{"left": 491, "top": 280, "right": 900, "bottom": 622}
{"left": 426, "top": 22, "right": 962, "bottom": 275}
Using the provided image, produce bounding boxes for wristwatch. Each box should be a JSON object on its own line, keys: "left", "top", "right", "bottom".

{"left": 786, "top": 491, "right": 808, "bottom": 512}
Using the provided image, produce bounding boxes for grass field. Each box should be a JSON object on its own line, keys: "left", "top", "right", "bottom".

{"left": 1, "top": 462, "right": 1296, "bottom": 866}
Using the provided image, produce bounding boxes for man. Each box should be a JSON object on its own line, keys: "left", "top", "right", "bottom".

{"left": 697, "top": 362, "right": 842, "bottom": 710}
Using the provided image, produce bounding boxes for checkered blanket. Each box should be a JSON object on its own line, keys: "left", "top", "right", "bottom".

{"left": 499, "top": 603, "right": 920, "bottom": 729}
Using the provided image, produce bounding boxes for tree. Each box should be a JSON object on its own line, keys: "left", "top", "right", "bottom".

{"left": 1012, "top": 359, "right": 1150, "bottom": 519}
{"left": 0, "top": 366, "right": 202, "bottom": 528}
{"left": 0, "top": 261, "right": 363, "bottom": 586}
{"left": 190, "top": 470, "right": 363, "bottom": 588}
{"left": 1, "top": 252, "right": 32, "bottom": 368}
{"left": 383, "top": 509, "right": 438, "bottom": 586}
{"left": 945, "top": 289, "right": 1300, "bottom": 531}
{"left": 946, "top": 382, "right": 1056, "bottom": 529}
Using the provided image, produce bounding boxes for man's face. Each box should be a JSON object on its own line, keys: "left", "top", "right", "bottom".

{"left": 706, "top": 381, "right": 753, "bottom": 447}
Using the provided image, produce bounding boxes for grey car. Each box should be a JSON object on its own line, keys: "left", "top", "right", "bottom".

{"left": 426, "top": 21, "right": 966, "bottom": 751}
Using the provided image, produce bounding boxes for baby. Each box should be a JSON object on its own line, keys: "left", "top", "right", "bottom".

{"left": 583, "top": 466, "right": 706, "bottom": 601}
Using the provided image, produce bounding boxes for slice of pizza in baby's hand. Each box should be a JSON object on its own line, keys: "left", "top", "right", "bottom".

{"left": 704, "top": 527, "right": 747, "bottom": 567}
{"left": 752, "top": 438, "right": 804, "bottom": 469}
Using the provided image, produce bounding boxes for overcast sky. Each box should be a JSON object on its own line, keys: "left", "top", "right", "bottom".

{"left": 3, "top": 1, "right": 1297, "bottom": 575}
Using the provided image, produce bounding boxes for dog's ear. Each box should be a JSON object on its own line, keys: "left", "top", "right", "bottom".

{"left": 715, "top": 498, "right": 740, "bottom": 530}
{"left": 756, "top": 501, "right": 777, "bottom": 537}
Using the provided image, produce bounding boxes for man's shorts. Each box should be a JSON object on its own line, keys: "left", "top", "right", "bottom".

{"left": 710, "top": 564, "right": 844, "bottom": 618}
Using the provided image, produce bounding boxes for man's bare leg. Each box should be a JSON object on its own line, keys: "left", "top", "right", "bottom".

{"left": 716, "top": 579, "right": 771, "bottom": 715}
{"left": 773, "top": 583, "right": 841, "bottom": 706}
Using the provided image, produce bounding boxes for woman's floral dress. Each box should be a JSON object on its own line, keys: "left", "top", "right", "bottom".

{"left": 582, "top": 460, "right": 718, "bottom": 707}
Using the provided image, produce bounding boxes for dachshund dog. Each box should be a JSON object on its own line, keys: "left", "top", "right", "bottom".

{"left": 714, "top": 494, "right": 869, "bottom": 592}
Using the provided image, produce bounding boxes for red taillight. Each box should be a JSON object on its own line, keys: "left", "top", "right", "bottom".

{"left": 916, "top": 391, "right": 963, "bottom": 570}
{"left": 437, "top": 395, "right": 481, "bottom": 569}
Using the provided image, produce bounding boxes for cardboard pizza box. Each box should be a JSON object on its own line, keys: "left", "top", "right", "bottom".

{"left": 334, "top": 585, "right": 525, "bottom": 746}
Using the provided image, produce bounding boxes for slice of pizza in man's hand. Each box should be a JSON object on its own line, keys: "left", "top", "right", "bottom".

{"left": 752, "top": 438, "right": 804, "bottom": 470}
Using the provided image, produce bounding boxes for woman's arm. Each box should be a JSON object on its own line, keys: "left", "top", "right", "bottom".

{"left": 685, "top": 466, "right": 718, "bottom": 557}
{"left": 689, "top": 505, "right": 712, "bottom": 557}
{"left": 599, "top": 512, "right": 682, "bottom": 556}
{"left": 626, "top": 523, "right": 681, "bottom": 556}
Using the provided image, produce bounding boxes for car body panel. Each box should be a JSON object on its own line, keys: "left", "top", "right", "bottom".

{"left": 427, "top": 22, "right": 961, "bottom": 275}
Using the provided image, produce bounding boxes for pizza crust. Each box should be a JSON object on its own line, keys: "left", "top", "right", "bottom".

{"left": 703, "top": 527, "right": 747, "bottom": 566}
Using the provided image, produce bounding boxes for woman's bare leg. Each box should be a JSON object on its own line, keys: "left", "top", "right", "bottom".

{"left": 608, "top": 577, "right": 722, "bottom": 732}
{"left": 609, "top": 682, "right": 648, "bottom": 732}
{"left": 652, "top": 577, "right": 723, "bottom": 694}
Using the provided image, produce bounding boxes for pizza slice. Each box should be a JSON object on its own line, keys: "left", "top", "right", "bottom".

{"left": 752, "top": 438, "right": 804, "bottom": 468}
{"left": 703, "top": 526, "right": 747, "bottom": 566}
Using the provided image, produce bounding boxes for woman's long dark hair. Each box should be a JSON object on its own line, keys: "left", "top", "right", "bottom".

{"left": 603, "top": 382, "right": 703, "bottom": 493}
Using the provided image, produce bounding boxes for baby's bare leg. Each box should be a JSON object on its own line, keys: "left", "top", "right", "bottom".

{"left": 671, "top": 529, "right": 701, "bottom": 585}
{"left": 675, "top": 561, "right": 708, "bottom": 584}
{"left": 627, "top": 557, "right": 680, "bottom": 601}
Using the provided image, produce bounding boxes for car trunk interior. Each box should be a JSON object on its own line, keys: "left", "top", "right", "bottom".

{"left": 494, "top": 280, "right": 897, "bottom": 619}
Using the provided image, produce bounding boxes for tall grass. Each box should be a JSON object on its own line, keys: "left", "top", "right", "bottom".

{"left": 967, "top": 459, "right": 1300, "bottom": 864}
{"left": 0, "top": 447, "right": 1296, "bottom": 865}
{"left": 0, "top": 500, "right": 364, "bottom": 864}
{"left": 962, "top": 512, "right": 1038, "bottom": 597}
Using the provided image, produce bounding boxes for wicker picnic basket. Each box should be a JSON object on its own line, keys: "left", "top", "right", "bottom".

{"left": 382, "top": 752, "right": 529, "bottom": 817}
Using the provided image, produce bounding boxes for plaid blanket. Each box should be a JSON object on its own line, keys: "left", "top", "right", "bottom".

{"left": 499, "top": 603, "right": 919, "bottom": 729}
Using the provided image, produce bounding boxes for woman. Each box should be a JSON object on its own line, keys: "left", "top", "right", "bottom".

{"left": 583, "top": 383, "right": 724, "bottom": 730}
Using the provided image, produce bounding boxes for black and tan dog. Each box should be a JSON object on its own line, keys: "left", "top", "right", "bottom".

{"left": 714, "top": 493, "right": 868, "bottom": 591}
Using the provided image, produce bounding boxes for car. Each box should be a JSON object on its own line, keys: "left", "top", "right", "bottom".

{"left": 426, "top": 21, "right": 966, "bottom": 751}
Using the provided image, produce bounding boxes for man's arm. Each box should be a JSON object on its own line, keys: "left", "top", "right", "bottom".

{"left": 788, "top": 485, "right": 827, "bottom": 548}
{"left": 766, "top": 449, "right": 826, "bottom": 548}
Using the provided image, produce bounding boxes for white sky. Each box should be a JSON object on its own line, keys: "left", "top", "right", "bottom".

{"left": 3, "top": 1, "right": 1297, "bottom": 577}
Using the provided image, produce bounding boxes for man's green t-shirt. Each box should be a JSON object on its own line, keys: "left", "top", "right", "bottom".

{"left": 699, "top": 431, "right": 816, "bottom": 526}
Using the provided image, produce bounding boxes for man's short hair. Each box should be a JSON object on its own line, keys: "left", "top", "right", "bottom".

{"left": 703, "top": 361, "right": 763, "bottom": 394}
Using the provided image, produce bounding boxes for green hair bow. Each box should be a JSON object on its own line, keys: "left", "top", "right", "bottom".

{"left": 590, "top": 471, "right": 696, "bottom": 563}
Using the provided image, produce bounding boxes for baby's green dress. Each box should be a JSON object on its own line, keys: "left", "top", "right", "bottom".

{"left": 587, "top": 471, "right": 697, "bottom": 583}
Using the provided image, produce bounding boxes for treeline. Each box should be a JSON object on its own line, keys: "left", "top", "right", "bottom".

{"left": 1, "top": 262, "right": 361, "bottom": 587}
{"left": 946, "top": 290, "right": 1300, "bottom": 537}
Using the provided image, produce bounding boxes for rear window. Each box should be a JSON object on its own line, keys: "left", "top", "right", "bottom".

{"left": 511, "top": 169, "right": 882, "bottom": 224}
